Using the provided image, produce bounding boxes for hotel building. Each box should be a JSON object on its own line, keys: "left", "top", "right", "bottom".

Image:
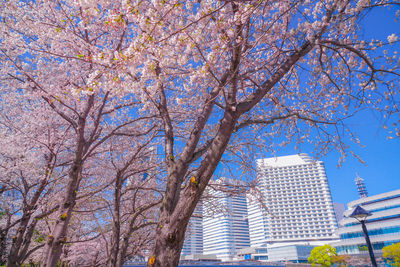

{"left": 247, "top": 154, "right": 339, "bottom": 248}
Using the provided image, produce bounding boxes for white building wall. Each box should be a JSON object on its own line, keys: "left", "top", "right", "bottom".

{"left": 203, "top": 178, "right": 250, "bottom": 261}
{"left": 181, "top": 203, "right": 203, "bottom": 256}
{"left": 247, "top": 154, "right": 338, "bottom": 247}
{"left": 246, "top": 190, "right": 270, "bottom": 247}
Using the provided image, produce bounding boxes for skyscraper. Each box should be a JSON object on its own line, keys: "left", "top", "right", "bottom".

{"left": 247, "top": 154, "right": 338, "bottom": 248}
{"left": 202, "top": 178, "right": 250, "bottom": 261}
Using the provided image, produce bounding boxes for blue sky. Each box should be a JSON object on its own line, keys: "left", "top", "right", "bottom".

{"left": 315, "top": 110, "right": 399, "bottom": 205}
{"left": 322, "top": 5, "right": 400, "bottom": 205}
{"left": 261, "top": 5, "right": 400, "bottom": 205}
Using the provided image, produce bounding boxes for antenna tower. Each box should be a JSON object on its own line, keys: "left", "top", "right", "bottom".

{"left": 355, "top": 173, "right": 368, "bottom": 198}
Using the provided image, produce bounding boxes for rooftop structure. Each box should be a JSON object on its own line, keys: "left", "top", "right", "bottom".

{"left": 355, "top": 174, "right": 368, "bottom": 198}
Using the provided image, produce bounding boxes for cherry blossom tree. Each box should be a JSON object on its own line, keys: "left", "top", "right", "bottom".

{"left": 63, "top": 136, "right": 161, "bottom": 267}
{"left": 0, "top": 92, "right": 72, "bottom": 266}
{"left": 135, "top": 1, "right": 398, "bottom": 265}
{"left": 58, "top": 159, "right": 160, "bottom": 267}
{"left": 0, "top": 86, "right": 159, "bottom": 266}
{"left": 1, "top": 0, "right": 400, "bottom": 266}
{"left": 0, "top": 86, "right": 159, "bottom": 267}
{"left": 103, "top": 142, "right": 161, "bottom": 267}
{"left": 1, "top": 1, "right": 158, "bottom": 264}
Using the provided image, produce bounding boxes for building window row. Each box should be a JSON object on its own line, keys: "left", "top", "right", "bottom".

{"left": 340, "top": 225, "right": 400, "bottom": 239}
{"left": 336, "top": 239, "right": 400, "bottom": 254}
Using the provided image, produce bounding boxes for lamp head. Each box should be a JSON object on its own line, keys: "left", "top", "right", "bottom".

{"left": 349, "top": 205, "right": 372, "bottom": 222}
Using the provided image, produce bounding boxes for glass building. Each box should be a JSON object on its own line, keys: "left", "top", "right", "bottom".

{"left": 334, "top": 189, "right": 400, "bottom": 256}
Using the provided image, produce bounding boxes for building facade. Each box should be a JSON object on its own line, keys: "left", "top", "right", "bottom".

{"left": 334, "top": 189, "right": 400, "bottom": 256}
{"left": 203, "top": 178, "right": 251, "bottom": 261}
{"left": 181, "top": 203, "right": 203, "bottom": 256}
{"left": 334, "top": 202, "right": 346, "bottom": 223}
{"left": 267, "top": 244, "right": 315, "bottom": 263}
{"left": 247, "top": 154, "right": 339, "bottom": 248}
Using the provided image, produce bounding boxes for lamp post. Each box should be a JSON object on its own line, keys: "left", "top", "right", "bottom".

{"left": 348, "top": 205, "right": 377, "bottom": 267}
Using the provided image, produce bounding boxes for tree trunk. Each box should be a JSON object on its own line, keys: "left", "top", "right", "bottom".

{"left": 149, "top": 110, "right": 237, "bottom": 266}
{"left": 149, "top": 215, "right": 190, "bottom": 267}
{"left": 42, "top": 164, "right": 81, "bottom": 267}
{"left": 18, "top": 220, "right": 39, "bottom": 263}
{"left": 0, "top": 229, "right": 7, "bottom": 265}
{"left": 117, "top": 196, "right": 160, "bottom": 267}
{"left": 42, "top": 110, "right": 89, "bottom": 267}
{"left": 109, "top": 172, "right": 122, "bottom": 267}
{"left": 7, "top": 212, "right": 31, "bottom": 266}
{"left": 0, "top": 213, "right": 11, "bottom": 265}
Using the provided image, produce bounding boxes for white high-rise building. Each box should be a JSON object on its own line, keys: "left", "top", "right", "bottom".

{"left": 181, "top": 203, "right": 203, "bottom": 256}
{"left": 247, "top": 154, "right": 338, "bottom": 248}
{"left": 203, "top": 178, "right": 250, "bottom": 261}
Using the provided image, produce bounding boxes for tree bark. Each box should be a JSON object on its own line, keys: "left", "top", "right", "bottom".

{"left": 42, "top": 163, "right": 81, "bottom": 267}
{"left": 6, "top": 213, "right": 31, "bottom": 267}
{"left": 18, "top": 219, "right": 39, "bottom": 263}
{"left": 0, "top": 229, "right": 7, "bottom": 265}
{"left": 109, "top": 172, "right": 122, "bottom": 267}
{"left": 0, "top": 212, "right": 11, "bottom": 265}
{"left": 149, "top": 110, "right": 237, "bottom": 267}
{"left": 6, "top": 218, "right": 38, "bottom": 266}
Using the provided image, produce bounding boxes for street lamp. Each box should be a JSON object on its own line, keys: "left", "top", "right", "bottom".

{"left": 348, "top": 205, "right": 377, "bottom": 267}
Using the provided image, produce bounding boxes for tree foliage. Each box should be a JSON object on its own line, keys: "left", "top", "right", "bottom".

{"left": 383, "top": 242, "right": 400, "bottom": 267}
{"left": 332, "top": 254, "right": 350, "bottom": 267}
{"left": 308, "top": 244, "right": 338, "bottom": 267}
{"left": 0, "top": 0, "right": 399, "bottom": 266}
